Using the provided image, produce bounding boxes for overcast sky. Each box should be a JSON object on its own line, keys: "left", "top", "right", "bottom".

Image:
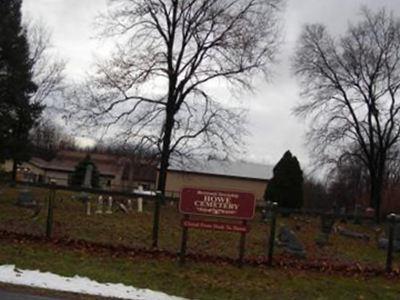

{"left": 21, "top": 0, "right": 400, "bottom": 171}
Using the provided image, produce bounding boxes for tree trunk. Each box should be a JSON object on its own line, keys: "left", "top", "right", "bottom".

{"left": 152, "top": 109, "right": 175, "bottom": 248}
{"left": 156, "top": 110, "right": 175, "bottom": 195}
{"left": 370, "top": 168, "right": 384, "bottom": 223}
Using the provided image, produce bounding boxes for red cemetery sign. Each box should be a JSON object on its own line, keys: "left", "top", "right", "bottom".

{"left": 182, "top": 219, "right": 249, "bottom": 233}
{"left": 178, "top": 187, "right": 255, "bottom": 266}
{"left": 179, "top": 188, "right": 256, "bottom": 220}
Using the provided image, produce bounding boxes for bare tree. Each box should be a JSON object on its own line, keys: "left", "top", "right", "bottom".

{"left": 303, "top": 177, "right": 329, "bottom": 210}
{"left": 30, "top": 118, "right": 75, "bottom": 160}
{"left": 293, "top": 8, "right": 400, "bottom": 222}
{"left": 328, "top": 153, "right": 370, "bottom": 210}
{"left": 27, "top": 20, "right": 66, "bottom": 107}
{"left": 67, "top": 0, "right": 283, "bottom": 196}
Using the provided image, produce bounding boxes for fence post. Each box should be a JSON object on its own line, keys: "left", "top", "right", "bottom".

{"left": 267, "top": 202, "right": 278, "bottom": 266}
{"left": 238, "top": 220, "right": 247, "bottom": 268}
{"left": 46, "top": 181, "right": 56, "bottom": 239}
{"left": 386, "top": 213, "right": 397, "bottom": 273}
{"left": 152, "top": 191, "right": 162, "bottom": 248}
{"left": 179, "top": 215, "right": 189, "bottom": 266}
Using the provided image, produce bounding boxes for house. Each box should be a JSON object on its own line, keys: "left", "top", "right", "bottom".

{"left": 4, "top": 150, "right": 157, "bottom": 191}
{"left": 161, "top": 159, "right": 272, "bottom": 201}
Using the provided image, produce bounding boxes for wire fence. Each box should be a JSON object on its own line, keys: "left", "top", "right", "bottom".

{"left": 0, "top": 180, "right": 399, "bottom": 273}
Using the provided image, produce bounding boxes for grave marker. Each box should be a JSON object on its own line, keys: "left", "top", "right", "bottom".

{"left": 16, "top": 188, "right": 37, "bottom": 207}
{"left": 106, "top": 196, "right": 113, "bottom": 214}
{"left": 96, "top": 196, "right": 103, "bottom": 214}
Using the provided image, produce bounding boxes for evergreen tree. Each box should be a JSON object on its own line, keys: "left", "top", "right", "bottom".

{"left": 0, "top": 0, "right": 42, "bottom": 179}
{"left": 70, "top": 155, "right": 100, "bottom": 188}
{"left": 265, "top": 151, "right": 304, "bottom": 210}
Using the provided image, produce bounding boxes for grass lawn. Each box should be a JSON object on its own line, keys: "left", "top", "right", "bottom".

{"left": 0, "top": 239, "right": 400, "bottom": 300}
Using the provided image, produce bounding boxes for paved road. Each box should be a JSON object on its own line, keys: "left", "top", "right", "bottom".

{"left": 0, "top": 290, "right": 59, "bottom": 300}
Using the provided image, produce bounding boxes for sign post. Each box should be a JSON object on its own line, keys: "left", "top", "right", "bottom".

{"left": 179, "top": 215, "right": 189, "bottom": 266}
{"left": 178, "top": 188, "right": 256, "bottom": 266}
{"left": 238, "top": 220, "right": 247, "bottom": 267}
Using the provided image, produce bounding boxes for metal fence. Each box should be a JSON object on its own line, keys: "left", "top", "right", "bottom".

{"left": 0, "top": 181, "right": 399, "bottom": 273}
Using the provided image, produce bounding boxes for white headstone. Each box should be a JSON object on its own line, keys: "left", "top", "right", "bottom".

{"left": 137, "top": 185, "right": 143, "bottom": 213}
{"left": 96, "top": 196, "right": 103, "bottom": 214}
{"left": 106, "top": 196, "right": 113, "bottom": 214}
{"left": 86, "top": 200, "right": 91, "bottom": 216}
{"left": 119, "top": 203, "right": 129, "bottom": 213}
{"left": 127, "top": 199, "right": 132, "bottom": 211}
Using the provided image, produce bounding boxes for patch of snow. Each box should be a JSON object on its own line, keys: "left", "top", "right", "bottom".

{"left": 0, "top": 265, "right": 187, "bottom": 300}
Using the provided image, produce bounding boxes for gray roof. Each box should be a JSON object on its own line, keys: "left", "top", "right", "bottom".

{"left": 169, "top": 159, "right": 273, "bottom": 180}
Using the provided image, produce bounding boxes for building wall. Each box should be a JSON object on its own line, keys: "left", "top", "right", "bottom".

{"left": 3, "top": 160, "right": 46, "bottom": 182}
{"left": 2, "top": 156, "right": 156, "bottom": 191}
{"left": 164, "top": 171, "right": 268, "bottom": 201}
{"left": 44, "top": 170, "right": 69, "bottom": 186}
{"left": 22, "top": 162, "right": 46, "bottom": 176}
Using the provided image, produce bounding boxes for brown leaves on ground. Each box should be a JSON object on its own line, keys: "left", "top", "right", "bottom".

{"left": 0, "top": 229, "right": 399, "bottom": 279}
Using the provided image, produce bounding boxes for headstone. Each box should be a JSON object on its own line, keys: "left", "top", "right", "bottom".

{"left": 378, "top": 238, "right": 400, "bottom": 251}
{"left": 118, "top": 203, "right": 129, "bottom": 213}
{"left": 86, "top": 200, "right": 91, "bottom": 215}
{"left": 261, "top": 208, "right": 267, "bottom": 221}
{"left": 83, "top": 164, "right": 93, "bottom": 188}
{"left": 137, "top": 185, "right": 144, "bottom": 213}
{"left": 379, "top": 226, "right": 400, "bottom": 251}
{"left": 378, "top": 219, "right": 400, "bottom": 251}
{"left": 75, "top": 192, "right": 91, "bottom": 215}
{"left": 262, "top": 201, "right": 273, "bottom": 222}
{"left": 127, "top": 199, "right": 132, "bottom": 211}
{"left": 365, "top": 207, "right": 375, "bottom": 219}
{"left": 96, "top": 196, "right": 103, "bottom": 214}
{"left": 320, "top": 213, "right": 335, "bottom": 235}
{"left": 316, "top": 213, "right": 335, "bottom": 247}
{"left": 137, "top": 197, "right": 143, "bottom": 212}
{"left": 337, "top": 226, "right": 370, "bottom": 240}
{"left": 106, "top": 196, "right": 113, "bottom": 214}
{"left": 16, "top": 188, "right": 37, "bottom": 207}
{"left": 385, "top": 222, "right": 400, "bottom": 241}
{"left": 277, "top": 226, "right": 306, "bottom": 258}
